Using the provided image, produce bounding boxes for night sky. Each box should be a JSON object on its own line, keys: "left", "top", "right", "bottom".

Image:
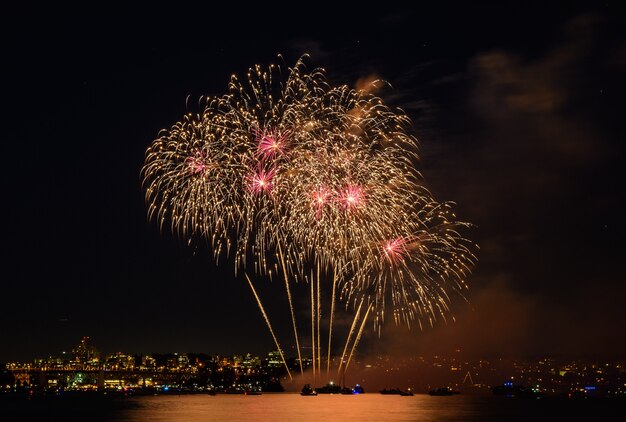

{"left": 3, "top": 2, "right": 625, "bottom": 361}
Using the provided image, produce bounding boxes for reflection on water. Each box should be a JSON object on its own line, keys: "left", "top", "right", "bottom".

{"left": 120, "top": 394, "right": 447, "bottom": 422}
{"left": 3, "top": 394, "right": 621, "bottom": 422}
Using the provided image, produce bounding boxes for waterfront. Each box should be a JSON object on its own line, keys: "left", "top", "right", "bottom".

{"left": 3, "top": 393, "right": 623, "bottom": 422}
{"left": 5, "top": 337, "right": 625, "bottom": 397}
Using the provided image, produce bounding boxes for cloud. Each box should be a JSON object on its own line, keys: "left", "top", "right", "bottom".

{"left": 283, "top": 39, "right": 332, "bottom": 63}
{"left": 360, "top": 276, "right": 539, "bottom": 358}
{"left": 354, "top": 74, "right": 383, "bottom": 94}
{"left": 424, "top": 13, "right": 616, "bottom": 244}
{"left": 468, "top": 14, "right": 602, "bottom": 162}
{"left": 366, "top": 14, "right": 626, "bottom": 360}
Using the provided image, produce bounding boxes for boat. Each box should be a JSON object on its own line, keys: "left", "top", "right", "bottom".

{"left": 245, "top": 390, "right": 262, "bottom": 396}
{"left": 428, "top": 387, "right": 460, "bottom": 396}
{"left": 300, "top": 384, "right": 317, "bottom": 396}
{"left": 380, "top": 388, "right": 413, "bottom": 396}
{"left": 380, "top": 388, "right": 403, "bottom": 395}
{"left": 492, "top": 381, "right": 523, "bottom": 397}
{"left": 492, "top": 381, "right": 543, "bottom": 398}
{"left": 315, "top": 382, "right": 342, "bottom": 394}
{"left": 352, "top": 384, "right": 365, "bottom": 394}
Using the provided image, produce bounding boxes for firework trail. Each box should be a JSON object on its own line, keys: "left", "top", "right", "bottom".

{"left": 245, "top": 273, "right": 292, "bottom": 380}
{"left": 336, "top": 298, "right": 364, "bottom": 379}
{"left": 344, "top": 303, "right": 373, "bottom": 374}
{"left": 326, "top": 272, "right": 336, "bottom": 378}
{"left": 316, "top": 265, "right": 322, "bottom": 376}
{"left": 310, "top": 268, "right": 316, "bottom": 383}
{"left": 277, "top": 242, "right": 304, "bottom": 376}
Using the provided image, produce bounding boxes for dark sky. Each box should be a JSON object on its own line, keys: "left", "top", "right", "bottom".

{"left": 2, "top": 2, "right": 625, "bottom": 362}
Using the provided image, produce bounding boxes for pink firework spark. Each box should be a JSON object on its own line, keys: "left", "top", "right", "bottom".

{"left": 247, "top": 164, "right": 275, "bottom": 195}
{"left": 253, "top": 128, "right": 290, "bottom": 160}
{"left": 310, "top": 186, "right": 331, "bottom": 219}
{"left": 185, "top": 150, "right": 214, "bottom": 176}
{"left": 382, "top": 237, "right": 409, "bottom": 265}
{"left": 339, "top": 183, "right": 364, "bottom": 210}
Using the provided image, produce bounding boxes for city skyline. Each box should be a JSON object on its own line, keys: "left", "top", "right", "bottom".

{"left": 3, "top": 336, "right": 625, "bottom": 396}
{"left": 3, "top": 2, "right": 626, "bottom": 364}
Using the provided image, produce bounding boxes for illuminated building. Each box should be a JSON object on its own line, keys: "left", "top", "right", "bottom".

{"left": 72, "top": 336, "right": 99, "bottom": 363}
{"left": 265, "top": 351, "right": 283, "bottom": 369}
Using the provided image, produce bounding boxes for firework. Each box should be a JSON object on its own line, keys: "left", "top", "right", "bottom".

{"left": 349, "top": 201, "right": 477, "bottom": 331}
{"left": 141, "top": 55, "right": 476, "bottom": 380}
{"left": 142, "top": 110, "right": 244, "bottom": 260}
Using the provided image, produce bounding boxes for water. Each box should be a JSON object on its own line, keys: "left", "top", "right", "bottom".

{"left": 2, "top": 393, "right": 623, "bottom": 421}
